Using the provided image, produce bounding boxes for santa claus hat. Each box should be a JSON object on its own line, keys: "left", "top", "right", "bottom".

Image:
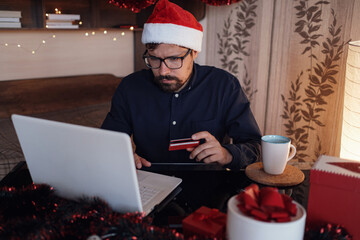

{"left": 141, "top": 0, "right": 203, "bottom": 52}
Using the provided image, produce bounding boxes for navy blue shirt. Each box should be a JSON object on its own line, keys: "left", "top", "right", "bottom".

{"left": 102, "top": 63, "right": 261, "bottom": 169}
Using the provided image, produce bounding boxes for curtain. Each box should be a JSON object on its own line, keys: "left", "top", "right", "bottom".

{"left": 205, "top": 0, "right": 360, "bottom": 169}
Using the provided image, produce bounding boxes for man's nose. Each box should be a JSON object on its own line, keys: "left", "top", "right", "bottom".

{"left": 159, "top": 61, "right": 171, "bottom": 75}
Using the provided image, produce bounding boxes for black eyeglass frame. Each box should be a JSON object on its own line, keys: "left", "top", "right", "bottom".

{"left": 142, "top": 49, "right": 192, "bottom": 69}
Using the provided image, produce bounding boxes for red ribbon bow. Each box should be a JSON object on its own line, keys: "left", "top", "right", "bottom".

{"left": 192, "top": 208, "right": 227, "bottom": 225}
{"left": 236, "top": 184, "right": 297, "bottom": 222}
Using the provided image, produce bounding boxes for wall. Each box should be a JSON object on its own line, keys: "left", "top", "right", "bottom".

{"left": 0, "top": 29, "right": 134, "bottom": 81}
{"left": 196, "top": 16, "right": 207, "bottom": 65}
{"left": 205, "top": 0, "right": 360, "bottom": 169}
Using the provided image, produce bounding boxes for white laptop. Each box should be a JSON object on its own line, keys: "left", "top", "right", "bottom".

{"left": 11, "top": 114, "right": 182, "bottom": 216}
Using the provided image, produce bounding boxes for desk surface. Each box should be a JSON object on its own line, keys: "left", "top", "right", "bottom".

{"left": 146, "top": 162, "right": 227, "bottom": 171}
{"left": 0, "top": 161, "right": 310, "bottom": 229}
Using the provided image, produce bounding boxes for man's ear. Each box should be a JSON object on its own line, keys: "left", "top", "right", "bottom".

{"left": 192, "top": 50, "right": 199, "bottom": 59}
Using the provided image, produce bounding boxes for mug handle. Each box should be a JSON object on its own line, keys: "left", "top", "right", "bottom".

{"left": 287, "top": 144, "right": 296, "bottom": 161}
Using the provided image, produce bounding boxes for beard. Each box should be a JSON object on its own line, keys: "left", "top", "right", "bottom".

{"left": 153, "top": 75, "right": 186, "bottom": 93}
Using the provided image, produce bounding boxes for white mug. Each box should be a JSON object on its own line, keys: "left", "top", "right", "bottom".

{"left": 261, "top": 135, "right": 296, "bottom": 175}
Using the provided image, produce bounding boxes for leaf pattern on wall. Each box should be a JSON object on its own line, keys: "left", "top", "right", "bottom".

{"left": 217, "top": 0, "right": 258, "bottom": 101}
{"left": 281, "top": 0, "right": 348, "bottom": 163}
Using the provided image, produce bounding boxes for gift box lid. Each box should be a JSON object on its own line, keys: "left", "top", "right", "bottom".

{"left": 310, "top": 155, "right": 360, "bottom": 191}
{"left": 182, "top": 206, "right": 226, "bottom": 237}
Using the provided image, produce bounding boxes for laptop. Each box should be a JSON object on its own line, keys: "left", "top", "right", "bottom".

{"left": 11, "top": 114, "right": 182, "bottom": 216}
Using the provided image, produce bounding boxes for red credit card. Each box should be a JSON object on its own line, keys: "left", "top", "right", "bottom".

{"left": 169, "top": 138, "right": 200, "bottom": 151}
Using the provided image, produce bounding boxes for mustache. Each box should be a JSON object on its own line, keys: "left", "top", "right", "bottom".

{"left": 155, "top": 75, "right": 180, "bottom": 82}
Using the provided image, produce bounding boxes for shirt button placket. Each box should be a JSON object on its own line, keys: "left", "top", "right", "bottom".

{"left": 170, "top": 93, "right": 179, "bottom": 139}
{"left": 172, "top": 94, "right": 178, "bottom": 126}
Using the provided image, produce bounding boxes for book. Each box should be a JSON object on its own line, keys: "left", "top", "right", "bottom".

{"left": 46, "top": 19, "right": 76, "bottom": 23}
{"left": 0, "top": 22, "right": 21, "bottom": 28}
{"left": 46, "top": 13, "right": 80, "bottom": 21}
{"left": 0, "top": 10, "right": 21, "bottom": 18}
{"left": 0, "top": 17, "right": 20, "bottom": 22}
{"left": 46, "top": 20, "right": 75, "bottom": 26}
{"left": 46, "top": 24, "right": 79, "bottom": 29}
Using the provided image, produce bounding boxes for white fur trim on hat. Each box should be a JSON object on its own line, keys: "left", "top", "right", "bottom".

{"left": 142, "top": 23, "right": 203, "bottom": 52}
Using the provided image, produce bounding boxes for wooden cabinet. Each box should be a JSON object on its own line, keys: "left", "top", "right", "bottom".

{"left": 0, "top": 0, "right": 205, "bottom": 29}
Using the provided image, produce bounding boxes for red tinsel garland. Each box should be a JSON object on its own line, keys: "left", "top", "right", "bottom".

{"left": 108, "top": 0, "right": 242, "bottom": 13}
{"left": 0, "top": 184, "right": 353, "bottom": 240}
{"left": 108, "top": 0, "right": 157, "bottom": 13}
{"left": 200, "top": 0, "right": 242, "bottom": 6}
{"left": 304, "top": 223, "right": 352, "bottom": 240}
{"left": 0, "top": 184, "right": 183, "bottom": 239}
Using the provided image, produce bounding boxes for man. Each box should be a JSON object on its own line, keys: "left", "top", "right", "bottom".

{"left": 102, "top": 0, "right": 261, "bottom": 211}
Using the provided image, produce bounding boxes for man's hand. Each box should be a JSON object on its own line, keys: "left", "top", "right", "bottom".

{"left": 134, "top": 153, "right": 151, "bottom": 169}
{"left": 187, "top": 131, "right": 233, "bottom": 165}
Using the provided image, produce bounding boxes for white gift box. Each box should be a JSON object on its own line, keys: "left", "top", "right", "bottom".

{"left": 227, "top": 195, "right": 306, "bottom": 240}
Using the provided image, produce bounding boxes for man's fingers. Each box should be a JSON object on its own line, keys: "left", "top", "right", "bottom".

{"left": 135, "top": 157, "right": 142, "bottom": 169}
{"left": 189, "top": 131, "right": 233, "bottom": 165}
{"left": 194, "top": 147, "right": 217, "bottom": 162}
{"left": 189, "top": 139, "right": 216, "bottom": 160}
{"left": 141, "top": 158, "right": 151, "bottom": 167}
{"left": 202, "top": 155, "right": 218, "bottom": 164}
{"left": 134, "top": 153, "right": 151, "bottom": 169}
{"left": 192, "top": 131, "right": 214, "bottom": 142}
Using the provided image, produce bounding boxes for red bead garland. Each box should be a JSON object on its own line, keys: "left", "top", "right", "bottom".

{"left": 108, "top": 0, "right": 242, "bottom": 13}
{"left": 108, "top": 0, "right": 157, "bottom": 13}
{"left": 200, "top": 0, "right": 242, "bottom": 6}
{"left": 0, "top": 184, "right": 184, "bottom": 239}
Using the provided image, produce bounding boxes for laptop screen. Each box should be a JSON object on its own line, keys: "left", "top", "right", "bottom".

{"left": 11, "top": 114, "right": 181, "bottom": 215}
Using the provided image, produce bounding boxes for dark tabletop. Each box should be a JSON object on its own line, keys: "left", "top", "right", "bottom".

{"left": 0, "top": 161, "right": 310, "bottom": 229}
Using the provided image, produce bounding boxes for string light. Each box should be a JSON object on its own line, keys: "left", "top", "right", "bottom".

{"left": 2, "top": 34, "right": 55, "bottom": 54}
{"left": 0, "top": 30, "right": 128, "bottom": 55}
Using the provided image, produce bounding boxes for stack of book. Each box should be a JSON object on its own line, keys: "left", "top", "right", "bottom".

{"left": 46, "top": 13, "right": 80, "bottom": 29}
{"left": 0, "top": 10, "right": 21, "bottom": 28}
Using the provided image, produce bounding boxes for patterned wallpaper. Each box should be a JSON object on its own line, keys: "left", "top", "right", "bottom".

{"left": 206, "top": 0, "right": 360, "bottom": 169}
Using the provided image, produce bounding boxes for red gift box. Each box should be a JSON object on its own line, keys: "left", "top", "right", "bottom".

{"left": 182, "top": 206, "right": 227, "bottom": 239}
{"left": 307, "top": 155, "right": 360, "bottom": 239}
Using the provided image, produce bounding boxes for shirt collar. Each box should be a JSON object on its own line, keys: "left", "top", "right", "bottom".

{"left": 179, "top": 62, "right": 198, "bottom": 93}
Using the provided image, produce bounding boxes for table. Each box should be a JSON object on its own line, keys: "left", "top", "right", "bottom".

{"left": 0, "top": 161, "right": 310, "bottom": 229}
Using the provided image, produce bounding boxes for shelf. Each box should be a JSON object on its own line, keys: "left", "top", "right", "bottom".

{"left": 0, "top": 0, "right": 205, "bottom": 29}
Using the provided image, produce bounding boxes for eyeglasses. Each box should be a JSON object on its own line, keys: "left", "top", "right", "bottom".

{"left": 143, "top": 49, "right": 192, "bottom": 69}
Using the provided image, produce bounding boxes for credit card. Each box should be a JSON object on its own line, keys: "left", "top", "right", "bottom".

{"left": 169, "top": 138, "right": 200, "bottom": 151}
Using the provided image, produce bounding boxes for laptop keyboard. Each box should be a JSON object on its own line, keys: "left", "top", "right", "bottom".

{"left": 139, "top": 185, "right": 161, "bottom": 206}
